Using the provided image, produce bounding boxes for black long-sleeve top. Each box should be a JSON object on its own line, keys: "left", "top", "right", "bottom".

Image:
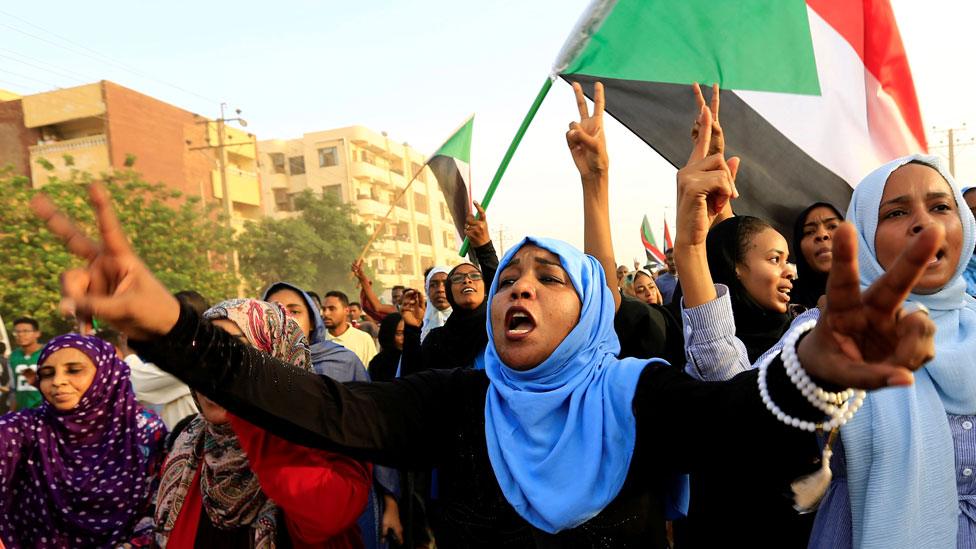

{"left": 401, "top": 241, "right": 500, "bottom": 376}
{"left": 133, "top": 302, "right": 823, "bottom": 548}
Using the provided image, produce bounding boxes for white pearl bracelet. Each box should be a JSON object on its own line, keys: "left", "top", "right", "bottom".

{"left": 758, "top": 319, "right": 865, "bottom": 432}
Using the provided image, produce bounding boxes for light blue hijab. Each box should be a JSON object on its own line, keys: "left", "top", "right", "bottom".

{"left": 842, "top": 154, "right": 976, "bottom": 548}
{"left": 963, "top": 187, "right": 976, "bottom": 296}
{"left": 482, "top": 236, "right": 681, "bottom": 534}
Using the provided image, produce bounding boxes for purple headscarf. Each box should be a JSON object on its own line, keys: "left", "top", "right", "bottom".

{"left": 0, "top": 334, "right": 166, "bottom": 547}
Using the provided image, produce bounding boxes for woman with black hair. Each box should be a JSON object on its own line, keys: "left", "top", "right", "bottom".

{"left": 791, "top": 203, "right": 844, "bottom": 309}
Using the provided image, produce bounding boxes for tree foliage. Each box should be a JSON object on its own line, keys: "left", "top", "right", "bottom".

{"left": 0, "top": 164, "right": 240, "bottom": 335}
{"left": 237, "top": 190, "right": 372, "bottom": 297}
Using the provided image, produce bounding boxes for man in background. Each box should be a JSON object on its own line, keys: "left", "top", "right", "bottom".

{"left": 10, "top": 317, "right": 43, "bottom": 411}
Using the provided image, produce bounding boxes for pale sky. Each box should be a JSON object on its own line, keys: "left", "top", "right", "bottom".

{"left": 1, "top": 1, "right": 973, "bottom": 265}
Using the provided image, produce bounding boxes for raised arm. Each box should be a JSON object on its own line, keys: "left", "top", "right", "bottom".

{"left": 567, "top": 81, "right": 620, "bottom": 311}
{"left": 466, "top": 201, "right": 500, "bottom": 282}
{"left": 353, "top": 259, "right": 397, "bottom": 317}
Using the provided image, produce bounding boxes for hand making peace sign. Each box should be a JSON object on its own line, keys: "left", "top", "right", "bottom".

{"left": 566, "top": 81, "right": 608, "bottom": 183}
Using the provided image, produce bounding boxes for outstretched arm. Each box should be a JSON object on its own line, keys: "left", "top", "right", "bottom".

{"left": 567, "top": 81, "right": 620, "bottom": 311}
{"left": 353, "top": 260, "right": 397, "bottom": 318}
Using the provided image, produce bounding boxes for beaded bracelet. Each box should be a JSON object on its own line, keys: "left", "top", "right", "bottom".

{"left": 757, "top": 319, "right": 865, "bottom": 432}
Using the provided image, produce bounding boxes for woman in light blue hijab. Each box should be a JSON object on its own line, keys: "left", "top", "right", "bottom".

{"left": 962, "top": 187, "right": 976, "bottom": 297}
{"left": 809, "top": 154, "right": 976, "bottom": 549}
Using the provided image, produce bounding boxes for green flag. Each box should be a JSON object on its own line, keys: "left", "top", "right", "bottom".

{"left": 427, "top": 115, "right": 474, "bottom": 243}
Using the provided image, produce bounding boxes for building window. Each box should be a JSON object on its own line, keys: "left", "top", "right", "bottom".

{"left": 318, "top": 146, "right": 338, "bottom": 167}
{"left": 443, "top": 231, "right": 453, "bottom": 248}
{"left": 273, "top": 188, "right": 292, "bottom": 211}
{"left": 414, "top": 192, "right": 428, "bottom": 214}
{"left": 421, "top": 256, "right": 434, "bottom": 272}
{"left": 289, "top": 156, "right": 306, "bottom": 175}
{"left": 390, "top": 156, "right": 404, "bottom": 176}
{"left": 359, "top": 150, "right": 376, "bottom": 165}
{"left": 399, "top": 255, "right": 414, "bottom": 275}
{"left": 417, "top": 225, "right": 432, "bottom": 245}
{"left": 440, "top": 202, "right": 447, "bottom": 220}
{"left": 411, "top": 162, "right": 422, "bottom": 179}
{"left": 396, "top": 192, "right": 407, "bottom": 209}
{"left": 323, "top": 184, "right": 342, "bottom": 200}
{"left": 269, "top": 153, "right": 286, "bottom": 174}
{"left": 396, "top": 221, "right": 410, "bottom": 241}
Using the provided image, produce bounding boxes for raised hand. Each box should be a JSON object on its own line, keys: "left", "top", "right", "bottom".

{"left": 566, "top": 81, "right": 608, "bottom": 184}
{"left": 798, "top": 223, "right": 939, "bottom": 389}
{"left": 30, "top": 183, "right": 180, "bottom": 341}
{"left": 676, "top": 105, "right": 740, "bottom": 249}
{"left": 351, "top": 259, "right": 369, "bottom": 285}
{"left": 464, "top": 201, "right": 490, "bottom": 248}
{"left": 690, "top": 83, "right": 724, "bottom": 157}
{"left": 399, "top": 289, "right": 425, "bottom": 328}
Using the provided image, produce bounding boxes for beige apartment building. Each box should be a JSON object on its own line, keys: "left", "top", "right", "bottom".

{"left": 258, "top": 126, "right": 462, "bottom": 289}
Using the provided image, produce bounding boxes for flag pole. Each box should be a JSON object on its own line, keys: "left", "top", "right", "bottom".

{"left": 355, "top": 164, "right": 426, "bottom": 265}
{"left": 459, "top": 76, "right": 554, "bottom": 256}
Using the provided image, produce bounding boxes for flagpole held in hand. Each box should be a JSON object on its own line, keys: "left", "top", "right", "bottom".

{"left": 459, "top": 77, "right": 554, "bottom": 256}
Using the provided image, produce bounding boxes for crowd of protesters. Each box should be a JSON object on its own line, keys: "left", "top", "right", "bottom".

{"left": 0, "top": 81, "right": 975, "bottom": 549}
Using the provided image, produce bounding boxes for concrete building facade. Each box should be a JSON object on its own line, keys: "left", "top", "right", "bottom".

{"left": 1, "top": 81, "right": 262, "bottom": 228}
{"left": 258, "top": 126, "right": 463, "bottom": 289}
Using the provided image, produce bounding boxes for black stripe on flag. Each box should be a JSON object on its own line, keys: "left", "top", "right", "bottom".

{"left": 564, "top": 75, "right": 853, "bottom": 238}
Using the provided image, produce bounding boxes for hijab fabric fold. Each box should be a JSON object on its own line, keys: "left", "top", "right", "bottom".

{"left": 706, "top": 216, "right": 791, "bottom": 362}
{"left": 421, "top": 267, "right": 452, "bottom": 342}
{"left": 482, "top": 236, "right": 682, "bottom": 533}
{"left": 0, "top": 334, "right": 165, "bottom": 546}
{"left": 841, "top": 154, "right": 976, "bottom": 549}
{"left": 962, "top": 188, "right": 976, "bottom": 297}
{"left": 155, "top": 299, "right": 312, "bottom": 548}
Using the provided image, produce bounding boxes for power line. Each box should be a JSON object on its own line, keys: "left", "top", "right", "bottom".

{"left": 0, "top": 48, "right": 92, "bottom": 83}
{"left": 0, "top": 66, "right": 63, "bottom": 88}
{"left": 0, "top": 10, "right": 221, "bottom": 106}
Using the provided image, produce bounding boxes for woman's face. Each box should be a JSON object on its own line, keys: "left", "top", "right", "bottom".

{"left": 800, "top": 206, "right": 841, "bottom": 274}
{"left": 449, "top": 264, "right": 485, "bottom": 310}
{"left": 736, "top": 227, "right": 794, "bottom": 313}
{"left": 875, "top": 163, "right": 963, "bottom": 292}
{"left": 490, "top": 245, "right": 582, "bottom": 371}
{"left": 394, "top": 320, "right": 405, "bottom": 350}
{"left": 38, "top": 348, "right": 97, "bottom": 411}
{"left": 633, "top": 272, "right": 660, "bottom": 305}
{"left": 204, "top": 318, "right": 253, "bottom": 424}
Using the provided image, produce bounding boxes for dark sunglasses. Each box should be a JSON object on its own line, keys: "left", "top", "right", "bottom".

{"left": 450, "top": 272, "right": 484, "bottom": 284}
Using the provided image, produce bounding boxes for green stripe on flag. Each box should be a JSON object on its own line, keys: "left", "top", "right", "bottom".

{"left": 434, "top": 116, "right": 474, "bottom": 163}
{"left": 562, "top": 0, "right": 821, "bottom": 95}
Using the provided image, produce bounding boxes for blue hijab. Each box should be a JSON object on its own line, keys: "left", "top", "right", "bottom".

{"left": 963, "top": 187, "right": 976, "bottom": 297}
{"left": 262, "top": 282, "right": 368, "bottom": 382}
{"left": 842, "top": 155, "right": 976, "bottom": 548}
{"left": 482, "top": 236, "right": 682, "bottom": 533}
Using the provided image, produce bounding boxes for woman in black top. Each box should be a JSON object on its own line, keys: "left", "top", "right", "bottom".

{"left": 32, "top": 81, "right": 939, "bottom": 549}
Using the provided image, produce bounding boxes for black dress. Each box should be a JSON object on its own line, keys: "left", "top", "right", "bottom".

{"left": 133, "top": 303, "right": 823, "bottom": 548}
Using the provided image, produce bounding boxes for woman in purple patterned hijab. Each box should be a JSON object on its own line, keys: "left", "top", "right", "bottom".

{"left": 0, "top": 333, "right": 167, "bottom": 547}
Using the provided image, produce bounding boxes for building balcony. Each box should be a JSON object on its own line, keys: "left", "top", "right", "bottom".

{"left": 212, "top": 167, "right": 261, "bottom": 207}
{"left": 349, "top": 160, "right": 404, "bottom": 187}
{"left": 22, "top": 83, "right": 106, "bottom": 128}
{"left": 29, "top": 134, "right": 111, "bottom": 187}
{"left": 355, "top": 197, "right": 393, "bottom": 218}
{"left": 263, "top": 172, "right": 289, "bottom": 189}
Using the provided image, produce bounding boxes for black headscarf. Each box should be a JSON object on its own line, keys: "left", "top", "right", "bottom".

{"left": 368, "top": 313, "right": 402, "bottom": 382}
{"left": 790, "top": 202, "right": 844, "bottom": 309}
{"left": 706, "top": 216, "right": 791, "bottom": 363}
{"left": 420, "top": 262, "right": 489, "bottom": 369}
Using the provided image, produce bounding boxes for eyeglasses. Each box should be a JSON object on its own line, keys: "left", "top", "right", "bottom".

{"left": 450, "top": 272, "right": 483, "bottom": 284}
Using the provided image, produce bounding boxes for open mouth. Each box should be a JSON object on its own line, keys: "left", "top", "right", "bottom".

{"left": 777, "top": 283, "right": 793, "bottom": 302}
{"left": 461, "top": 287, "right": 476, "bottom": 295}
{"left": 504, "top": 306, "right": 537, "bottom": 339}
{"left": 929, "top": 248, "right": 947, "bottom": 266}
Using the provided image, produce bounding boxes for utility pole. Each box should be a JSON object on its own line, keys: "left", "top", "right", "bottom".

{"left": 187, "top": 103, "right": 251, "bottom": 296}
{"left": 931, "top": 124, "right": 974, "bottom": 177}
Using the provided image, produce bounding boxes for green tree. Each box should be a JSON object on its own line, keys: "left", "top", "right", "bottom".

{"left": 0, "top": 165, "right": 240, "bottom": 335}
{"left": 237, "top": 190, "right": 372, "bottom": 297}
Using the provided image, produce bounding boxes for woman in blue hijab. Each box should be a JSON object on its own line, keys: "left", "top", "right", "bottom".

{"left": 806, "top": 155, "right": 976, "bottom": 549}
